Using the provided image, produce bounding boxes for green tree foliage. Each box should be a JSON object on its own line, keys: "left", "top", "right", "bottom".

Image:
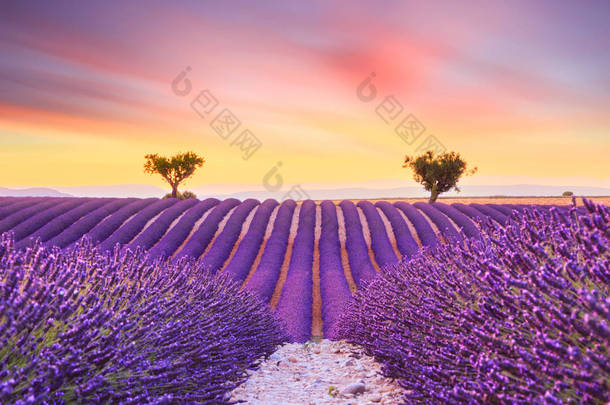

{"left": 163, "top": 190, "right": 198, "bottom": 200}
{"left": 562, "top": 191, "right": 574, "bottom": 197}
{"left": 403, "top": 151, "right": 477, "bottom": 203}
{"left": 144, "top": 152, "right": 204, "bottom": 198}
{"left": 180, "top": 190, "right": 197, "bottom": 199}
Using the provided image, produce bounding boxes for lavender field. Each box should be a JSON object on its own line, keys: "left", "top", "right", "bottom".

{"left": 338, "top": 199, "right": 609, "bottom": 403}
{"left": 3, "top": 1, "right": 609, "bottom": 402}
{"left": 0, "top": 196, "right": 572, "bottom": 340}
{"left": 0, "top": 196, "right": 607, "bottom": 403}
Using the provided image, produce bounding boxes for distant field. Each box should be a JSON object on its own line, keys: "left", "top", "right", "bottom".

{"left": 0, "top": 196, "right": 595, "bottom": 342}
{"left": 345, "top": 195, "right": 610, "bottom": 206}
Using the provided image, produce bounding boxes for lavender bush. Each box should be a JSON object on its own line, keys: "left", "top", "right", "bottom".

{"left": 504, "top": 203, "right": 526, "bottom": 214}
{"left": 338, "top": 199, "right": 609, "bottom": 404}
{"left": 10, "top": 199, "right": 91, "bottom": 243}
{"left": 0, "top": 235, "right": 288, "bottom": 404}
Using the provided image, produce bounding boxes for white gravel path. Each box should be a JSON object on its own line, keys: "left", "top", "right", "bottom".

{"left": 230, "top": 339, "right": 404, "bottom": 404}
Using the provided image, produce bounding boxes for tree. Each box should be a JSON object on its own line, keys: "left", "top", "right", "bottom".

{"left": 403, "top": 150, "right": 477, "bottom": 203}
{"left": 562, "top": 191, "right": 573, "bottom": 197}
{"left": 144, "top": 152, "right": 204, "bottom": 198}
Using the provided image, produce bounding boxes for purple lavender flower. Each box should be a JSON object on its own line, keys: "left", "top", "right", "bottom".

{"left": 338, "top": 199, "right": 609, "bottom": 404}
{"left": 0, "top": 234, "right": 288, "bottom": 404}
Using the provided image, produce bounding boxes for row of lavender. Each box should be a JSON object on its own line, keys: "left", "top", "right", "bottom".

{"left": 337, "top": 200, "right": 608, "bottom": 403}
{"left": 0, "top": 196, "right": 577, "bottom": 341}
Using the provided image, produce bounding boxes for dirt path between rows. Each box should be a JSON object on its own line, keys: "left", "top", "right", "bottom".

{"left": 230, "top": 340, "right": 404, "bottom": 405}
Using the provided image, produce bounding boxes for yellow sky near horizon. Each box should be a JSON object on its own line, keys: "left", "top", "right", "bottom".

{"left": 2, "top": 107, "right": 608, "bottom": 190}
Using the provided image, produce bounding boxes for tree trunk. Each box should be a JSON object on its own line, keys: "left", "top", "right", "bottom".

{"left": 171, "top": 184, "right": 179, "bottom": 198}
{"left": 429, "top": 184, "right": 439, "bottom": 203}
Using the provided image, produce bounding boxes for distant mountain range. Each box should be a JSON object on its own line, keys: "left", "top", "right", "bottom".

{"left": 56, "top": 185, "right": 167, "bottom": 198}
{"left": 1, "top": 184, "right": 609, "bottom": 200}
{"left": 0, "top": 187, "right": 73, "bottom": 197}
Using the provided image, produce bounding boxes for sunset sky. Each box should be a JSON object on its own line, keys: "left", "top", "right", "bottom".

{"left": 1, "top": 1, "right": 609, "bottom": 197}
